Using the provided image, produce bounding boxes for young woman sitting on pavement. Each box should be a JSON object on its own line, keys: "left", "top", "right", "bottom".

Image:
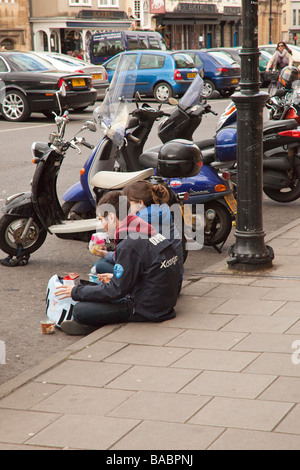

{"left": 92, "top": 181, "right": 184, "bottom": 290}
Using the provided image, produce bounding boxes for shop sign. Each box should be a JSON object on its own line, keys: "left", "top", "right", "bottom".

{"left": 175, "top": 3, "right": 217, "bottom": 13}
{"left": 77, "top": 10, "right": 128, "bottom": 19}
{"left": 150, "top": 0, "right": 165, "bottom": 14}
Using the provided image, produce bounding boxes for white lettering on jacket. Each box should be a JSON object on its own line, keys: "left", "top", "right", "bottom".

{"left": 149, "top": 233, "right": 166, "bottom": 245}
{"left": 160, "top": 255, "right": 178, "bottom": 269}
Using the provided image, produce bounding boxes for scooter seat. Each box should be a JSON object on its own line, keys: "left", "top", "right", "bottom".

{"left": 139, "top": 145, "right": 161, "bottom": 169}
{"left": 91, "top": 168, "right": 155, "bottom": 190}
{"left": 194, "top": 138, "right": 215, "bottom": 150}
{"left": 263, "top": 119, "right": 298, "bottom": 133}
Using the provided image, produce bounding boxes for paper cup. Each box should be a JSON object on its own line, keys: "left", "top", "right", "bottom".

{"left": 89, "top": 273, "right": 100, "bottom": 283}
{"left": 41, "top": 320, "right": 56, "bottom": 335}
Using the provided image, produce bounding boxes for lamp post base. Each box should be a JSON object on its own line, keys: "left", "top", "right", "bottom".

{"left": 227, "top": 230, "right": 274, "bottom": 271}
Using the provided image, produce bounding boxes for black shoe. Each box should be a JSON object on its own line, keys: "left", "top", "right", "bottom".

{"left": 60, "top": 320, "right": 97, "bottom": 336}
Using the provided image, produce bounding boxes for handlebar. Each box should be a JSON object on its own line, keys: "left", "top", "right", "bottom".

{"left": 127, "top": 134, "right": 141, "bottom": 144}
{"left": 81, "top": 140, "right": 94, "bottom": 149}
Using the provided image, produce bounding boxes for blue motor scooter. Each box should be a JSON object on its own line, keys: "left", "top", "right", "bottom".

{"left": 63, "top": 58, "right": 236, "bottom": 250}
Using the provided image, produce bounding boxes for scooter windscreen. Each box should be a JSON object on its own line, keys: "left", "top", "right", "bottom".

{"left": 93, "top": 53, "right": 137, "bottom": 146}
{"left": 177, "top": 74, "right": 204, "bottom": 110}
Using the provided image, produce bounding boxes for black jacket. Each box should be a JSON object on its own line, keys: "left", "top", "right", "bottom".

{"left": 72, "top": 215, "right": 180, "bottom": 321}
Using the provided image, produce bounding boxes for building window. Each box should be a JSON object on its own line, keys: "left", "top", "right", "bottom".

{"left": 134, "top": 0, "right": 141, "bottom": 19}
{"left": 283, "top": 11, "right": 286, "bottom": 25}
{"left": 0, "top": 0, "right": 16, "bottom": 3}
{"left": 98, "top": 0, "right": 119, "bottom": 7}
{"left": 69, "top": 0, "right": 92, "bottom": 6}
{"left": 293, "top": 9, "right": 297, "bottom": 26}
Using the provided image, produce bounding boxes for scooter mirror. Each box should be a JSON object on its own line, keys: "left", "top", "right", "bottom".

{"left": 169, "top": 97, "right": 178, "bottom": 106}
{"left": 135, "top": 91, "right": 142, "bottom": 101}
{"left": 84, "top": 121, "right": 97, "bottom": 132}
{"left": 59, "top": 83, "right": 67, "bottom": 97}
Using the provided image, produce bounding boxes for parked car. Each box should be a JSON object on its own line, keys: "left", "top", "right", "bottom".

{"left": 0, "top": 51, "right": 97, "bottom": 121}
{"left": 206, "top": 47, "right": 272, "bottom": 85}
{"left": 259, "top": 44, "right": 300, "bottom": 67}
{"left": 177, "top": 50, "right": 240, "bottom": 99}
{"left": 30, "top": 52, "right": 109, "bottom": 99}
{"left": 102, "top": 50, "right": 203, "bottom": 102}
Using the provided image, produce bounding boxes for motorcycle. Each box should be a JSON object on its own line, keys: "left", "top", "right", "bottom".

{"left": 266, "top": 87, "right": 300, "bottom": 123}
{"left": 207, "top": 98, "right": 300, "bottom": 203}
{"left": 0, "top": 55, "right": 235, "bottom": 266}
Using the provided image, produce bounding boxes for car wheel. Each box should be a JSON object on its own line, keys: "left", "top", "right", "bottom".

{"left": 202, "top": 79, "right": 216, "bottom": 99}
{"left": 1, "top": 90, "right": 30, "bottom": 122}
{"left": 154, "top": 82, "right": 173, "bottom": 103}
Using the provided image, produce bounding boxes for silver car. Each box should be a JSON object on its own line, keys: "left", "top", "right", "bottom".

{"left": 31, "top": 51, "right": 109, "bottom": 99}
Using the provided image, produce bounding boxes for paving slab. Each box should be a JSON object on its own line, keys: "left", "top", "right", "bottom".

{"left": 2, "top": 218, "right": 300, "bottom": 449}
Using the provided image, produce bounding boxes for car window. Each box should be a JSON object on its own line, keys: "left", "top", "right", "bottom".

{"left": 106, "top": 54, "right": 137, "bottom": 71}
{"left": 139, "top": 54, "right": 165, "bottom": 69}
{"left": 50, "top": 55, "right": 85, "bottom": 66}
{"left": 193, "top": 54, "right": 203, "bottom": 68}
{"left": 0, "top": 57, "right": 9, "bottom": 72}
{"left": 105, "top": 55, "right": 120, "bottom": 71}
{"left": 208, "top": 51, "right": 237, "bottom": 65}
{"left": 8, "top": 53, "right": 51, "bottom": 71}
{"left": 128, "top": 38, "right": 139, "bottom": 50}
{"left": 139, "top": 38, "right": 148, "bottom": 49}
{"left": 173, "top": 53, "right": 195, "bottom": 68}
{"left": 126, "top": 54, "right": 138, "bottom": 70}
{"left": 149, "top": 39, "right": 160, "bottom": 50}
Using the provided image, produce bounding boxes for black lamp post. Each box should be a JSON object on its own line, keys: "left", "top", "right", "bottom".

{"left": 227, "top": 0, "right": 274, "bottom": 271}
{"left": 269, "top": 0, "right": 272, "bottom": 44}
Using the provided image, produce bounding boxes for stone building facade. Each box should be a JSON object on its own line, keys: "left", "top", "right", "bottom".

{"left": 0, "top": 0, "right": 287, "bottom": 55}
{"left": 0, "top": 0, "right": 31, "bottom": 50}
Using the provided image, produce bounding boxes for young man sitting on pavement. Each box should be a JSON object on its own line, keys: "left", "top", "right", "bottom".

{"left": 55, "top": 190, "right": 180, "bottom": 335}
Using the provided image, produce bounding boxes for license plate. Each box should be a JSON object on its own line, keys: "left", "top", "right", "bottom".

{"left": 92, "top": 73, "right": 102, "bottom": 80}
{"left": 72, "top": 78, "right": 86, "bottom": 87}
{"left": 181, "top": 204, "right": 193, "bottom": 225}
{"left": 187, "top": 72, "right": 197, "bottom": 79}
{"left": 224, "top": 193, "right": 237, "bottom": 214}
{"left": 231, "top": 78, "right": 239, "bottom": 84}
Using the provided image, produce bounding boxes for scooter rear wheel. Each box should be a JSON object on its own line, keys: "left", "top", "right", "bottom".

{"left": 0, "top": 215, "right": 47, "bottom": 256}
{"left": 263, "top": 163, "right": 300, "bottom": 203}
{"left": 203, "top": 201, "right": 233, "bottom": 247}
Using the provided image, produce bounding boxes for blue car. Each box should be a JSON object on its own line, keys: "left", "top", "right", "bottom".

{"left": 178, "top": 50, "right": 241, "bottom": 99}
{"left": 102, "top": 50, "right": 202, "bottom": 102}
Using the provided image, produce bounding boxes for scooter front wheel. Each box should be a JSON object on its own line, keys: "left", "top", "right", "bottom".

{"left": 0, "top": 215, "right": 47, "bottom": 256}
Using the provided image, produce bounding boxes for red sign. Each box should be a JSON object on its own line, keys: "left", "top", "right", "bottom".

{"left": 150, "top": 0, "right": 165, "bottom": 14}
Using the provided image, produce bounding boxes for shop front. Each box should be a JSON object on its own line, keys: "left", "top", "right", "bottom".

{"left": 153, "top": 2, "right": 241, "bottom": 50}
{"left": 31, "top": 10, "right": 133, "bottom": 60}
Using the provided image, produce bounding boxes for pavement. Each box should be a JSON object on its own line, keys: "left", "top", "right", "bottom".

{"left": 2, "top": 219, "right": 300, "bottom": 451}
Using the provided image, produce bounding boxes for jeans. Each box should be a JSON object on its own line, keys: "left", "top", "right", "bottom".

{"left": 95, "top": 258, "right": 114, "bottom": 274}
{"left": 73, "top": 298, "right": 148, "bottom": 327}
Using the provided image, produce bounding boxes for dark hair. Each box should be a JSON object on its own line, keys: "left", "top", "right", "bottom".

{"left": 122, "top": 181, "right": 169, "bottom": 206}
{"left": 277, "top": 41, "right": 293, "bottom": 55}
{"left": 97, "top": 190, "right": 129, "bottom": 220}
